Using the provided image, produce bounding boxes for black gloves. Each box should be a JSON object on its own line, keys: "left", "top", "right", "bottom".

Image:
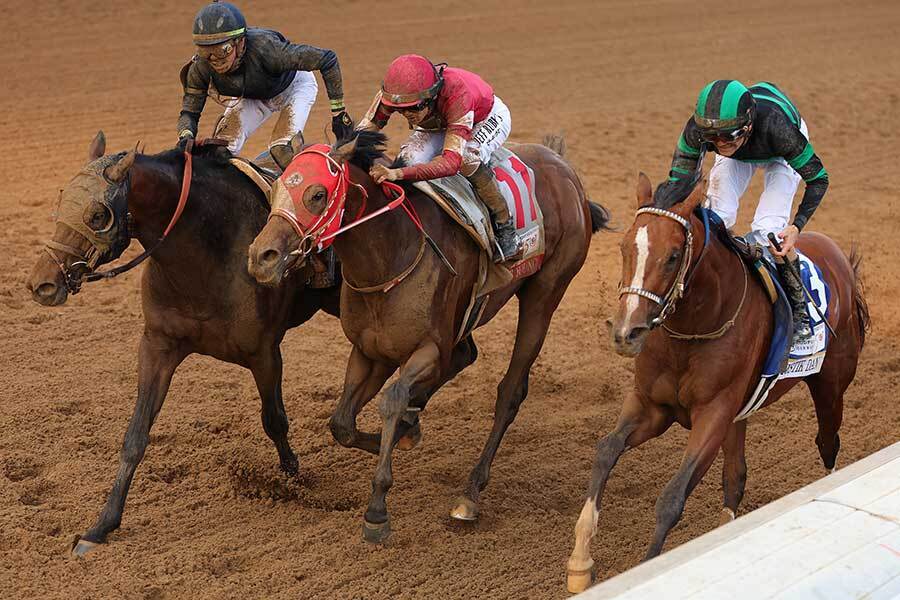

{"left": 331, "top": 111, "right": 354, "bottom": 141}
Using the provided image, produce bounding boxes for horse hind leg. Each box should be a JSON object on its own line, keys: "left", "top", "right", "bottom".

{"left": 73, "top": 334, "right": 186, "bottom": 556}
{"left": 720, "top": 419, "right": 748, "bottom": 525}
{"left": 250, "top": 346, "right": 298, "bottom": 475}
{"left": 806, "top": 369, "right": 849, "bottom": 472}
{"left": 451, "top": 280, "right": 568, "bottom": 522}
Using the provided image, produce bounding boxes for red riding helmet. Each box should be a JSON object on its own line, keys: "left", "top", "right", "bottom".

{"left": 380, "top": 54, "right": 444, "bottom": 108}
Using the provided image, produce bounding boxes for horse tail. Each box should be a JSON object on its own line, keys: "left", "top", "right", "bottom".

{"left": 541, "top": 134, "right": 612, "bottom": 233}
{"left": 542, "top": 133, "right": 567, "bottom": 157}
{"left": 849, "top": 244, "right": 871, "bottom": 349}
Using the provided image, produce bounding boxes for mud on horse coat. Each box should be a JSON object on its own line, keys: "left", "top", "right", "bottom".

{"left": 566, "top": 174, "right": 869, "bottom": 592}
{"left": 247, "top": 131, "right": 611, "bottom": 543}
{"left": 27, "top": 132, "right": 340, "bottom": 556}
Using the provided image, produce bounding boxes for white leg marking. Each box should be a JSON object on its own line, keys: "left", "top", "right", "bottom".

{"left": 624, "top": 226, "right": 650, "bottom": 326}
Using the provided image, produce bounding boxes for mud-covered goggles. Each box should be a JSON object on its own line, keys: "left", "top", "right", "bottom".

{"left": 700, "top": 124, "right": 751, "bottom": 144}
{"left": 197, "top": 41, "right": 238, "bottom": 61}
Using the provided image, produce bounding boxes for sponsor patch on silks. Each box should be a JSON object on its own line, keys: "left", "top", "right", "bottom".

{"left": 735, "top": 251, "right": 831, "bottom": 421}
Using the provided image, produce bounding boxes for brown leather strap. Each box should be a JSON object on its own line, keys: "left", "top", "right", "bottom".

{"left": 342, "top": 231, "right": 427, "bottom": 294}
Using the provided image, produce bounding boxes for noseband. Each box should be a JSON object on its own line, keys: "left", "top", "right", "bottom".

{"left": 45, "top": 143, "right": 194, "bottom": 295}
{"left": 618, "top": 207, "right": 695, "bottom": 328}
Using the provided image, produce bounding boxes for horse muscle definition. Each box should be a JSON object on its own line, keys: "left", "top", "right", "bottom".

{"left": 27, "top": 132, "right": 340, "bottom": 556}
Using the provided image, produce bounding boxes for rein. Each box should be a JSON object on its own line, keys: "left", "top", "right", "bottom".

{"left": 618, "top": 206, "right": 748, "bottom": 340}
{"left": 47, "top": 142, "right": 195, "bottom": 294}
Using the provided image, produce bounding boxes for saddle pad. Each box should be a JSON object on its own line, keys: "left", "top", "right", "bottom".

{"left": 413, "top": 146, "right": 545, "bottom": 292}
{"left": 735, "top": 250, "right": 831, "bottom": 421}
{"left": 229, "top": 158, "right": 276, "bottom": 205}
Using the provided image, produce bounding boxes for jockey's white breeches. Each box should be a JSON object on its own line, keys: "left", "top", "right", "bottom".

{"left": 213, "top": 71, "right": 318, "bottom": 154}
{"left": 708, "top": 119, "right": 809, "bottom": 246}
{"left": 397, "top": 95, "right": 512, "bottom": 176}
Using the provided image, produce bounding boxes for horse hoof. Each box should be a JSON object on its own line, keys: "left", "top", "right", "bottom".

{"left": 719, "top": 508, "right": 736, "bottom": 526}
{"left": 566, "top": 564, "right": 596, "bottom": 593}
{"left": 449, "top": 496, "right": 479, "bottom": 521}
{"left": 71, "top": 538, "right": 99, "bottom": 558}
{"left": 397, "top": 425, "right": 422, "bottom": 451}
{"left": 362, "top": 519, "right": 391, "bottom": 544}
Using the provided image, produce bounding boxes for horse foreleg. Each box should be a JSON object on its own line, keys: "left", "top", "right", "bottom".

{"left": 399, "top": 336, "right": 479, "bottom": 451}
{"left": 73, "top": 334, "right": 185, "bottom": 556}
{"left": 644, "top": 404, "right": 732, "bottom": 560}
{"left": 720, "top": 419, "right": 748, "bottom": 525}
{"left": 329, "top": 345, "right": 395, "bottom": 455}
{"left": 250, "top": 346, "right": 298, "bottom": 476}
{"left": 567, "top": 394, "right": 672, "bottom": 593}
{"left": 362, "top": 342, "right": 441, "bottom": 544}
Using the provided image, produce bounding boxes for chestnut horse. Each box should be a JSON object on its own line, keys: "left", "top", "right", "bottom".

{"left": 247, "top": 131, "right": 610, "bottom": 543}
{"left": 566, "top": 174, "right": 869, "bottom": 592}
{"left": 26, "top": 133, "right": 340, "bottom": 556}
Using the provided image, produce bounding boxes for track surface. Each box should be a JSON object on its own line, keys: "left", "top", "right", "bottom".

{"left": 2, "top": 1, "right": 898, "bottom": 598}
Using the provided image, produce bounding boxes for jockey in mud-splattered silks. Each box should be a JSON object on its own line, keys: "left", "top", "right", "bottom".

{"left": 176, "top": 2, "right": 353, "bottom": 170}
{"left": 358, "top": 54, "right": 522, "bottom": 262}
{"left": 657, "top": 79, "right": 830, "bottom": 342}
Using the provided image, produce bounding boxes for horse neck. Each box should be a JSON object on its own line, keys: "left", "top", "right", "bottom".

{"left": 665, "top": 213, "right": 742, "bottom": 331}
{"left": 331, "top": 165, "right": 423, "bottom": 286}
{"left": 128, "top": 154, "right": 264, "bottom": 286}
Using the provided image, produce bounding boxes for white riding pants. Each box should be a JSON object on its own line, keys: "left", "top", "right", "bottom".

{"left": 397, "top": 95, "right": 512, "bottom": 176}
{"left": 213, "top": 71, "right": 318, "bottom": 154}
{"left": 708, "top": 119, "right": 809, "bottom": 245}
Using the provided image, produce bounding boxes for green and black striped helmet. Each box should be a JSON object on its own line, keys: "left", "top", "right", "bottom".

{"left": 192, "top": 1, "right": 246, "bottom": 46}
{"left": 693, "top": 80, "right": 756, "bottom": 133}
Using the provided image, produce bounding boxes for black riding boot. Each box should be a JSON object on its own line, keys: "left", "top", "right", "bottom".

{"left": 467, "top": 163, "right": 522, "bottom": 262}
{"left": 776, "top": 258, "right": 813, "bottom": 343}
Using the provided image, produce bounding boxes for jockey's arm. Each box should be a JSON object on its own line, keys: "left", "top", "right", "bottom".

{"left": 277, "top": 41, "right": 345, "bottom": 111}
{"left": 399, "top": 124, "right": 469, "bottom": 181}
{"left": 781, "top": 127, "right": 829, "bottom": 231}
{"left": 653, "top": 118, "right": 704, "bottom": 205}
{"left": 177, "top": 59, "right": 209, "bottom": 139}
{"left": 356, "top": 91, "right": 392, "bottom": 132}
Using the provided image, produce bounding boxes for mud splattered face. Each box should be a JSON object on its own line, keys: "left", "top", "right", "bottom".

{"left": 198, "top": 37, "right": 244, "bottom": 73}
{"left": 398, "top": 103, "right": 432, "bottom": 128}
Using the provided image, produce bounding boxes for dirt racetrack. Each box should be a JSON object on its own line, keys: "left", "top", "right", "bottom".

{"left": 2, "top": 1, "right": 899, "bottom": 598}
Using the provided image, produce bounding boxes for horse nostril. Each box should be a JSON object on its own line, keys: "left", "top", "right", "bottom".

{"left": 259, "top": 248, "right": 281, "bottom": 268}
{"left": 626, "top": 326, "right": 647, "bottom": 343}
{"left": 35, "top": 282, "right": 58, "bottom": 299}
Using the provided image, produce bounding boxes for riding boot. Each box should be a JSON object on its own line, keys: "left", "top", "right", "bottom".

{"left": 776, "top": 258, "right": 813, "bottom": 343}
{"left": 467, "top": 163, "right": 522, "bottom": 262}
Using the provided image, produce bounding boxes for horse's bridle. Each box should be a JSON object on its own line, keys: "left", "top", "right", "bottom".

{"left": 618, "top": 206, "right": 696, "bottom": 328}
{"left": 44, "top": 144, "right": 194, "bottom": 295}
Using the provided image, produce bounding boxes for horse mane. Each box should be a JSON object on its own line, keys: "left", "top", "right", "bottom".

{"left": 652, "top": 177, "right": 696, "bottom": 209}
{"left": 335, "top": 130, "right": 388, "bottom": 171}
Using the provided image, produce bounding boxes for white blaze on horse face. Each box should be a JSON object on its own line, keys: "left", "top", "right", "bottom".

{"left": 624, "top": 226, "right": 650, "bottom": 326}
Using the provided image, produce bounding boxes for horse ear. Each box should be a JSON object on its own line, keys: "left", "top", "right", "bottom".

{"left": 329, "top": 136, "right": 358, "bottom": 165}
{"left": 675, "top": 178, "right": 707, "bottom": 216}
{"left": 88, "top": 131, "right": 106, "bottom": 162}
{"left": 636, "top": 172, "right": 653, "bottom": 208}
{"left": 105, "top": 150, "right": 136, "bottom": 182}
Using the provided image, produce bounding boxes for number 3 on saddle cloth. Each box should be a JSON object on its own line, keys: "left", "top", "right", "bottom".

{"left": 412, "top": 146, "right": 545, "bottom": 296}
{"left": 736, "top": 248, "right": 832, "bottom": 421}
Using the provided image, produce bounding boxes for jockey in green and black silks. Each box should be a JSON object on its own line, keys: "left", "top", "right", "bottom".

{"left": 658, "top": 79, "right": 830, "bottom": 342}
{"left": 176, "top": 1, "right": 354, "bottom": 170}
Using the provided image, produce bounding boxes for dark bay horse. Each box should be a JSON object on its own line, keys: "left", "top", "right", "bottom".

{"left": 566, "top": 174, "right": 869, "bottom": 592}
{"left": 26, "top": 133, "right": 340, "bottom": 556}
{"left": 247, "top": 131, "right": 610, "bottom": 543}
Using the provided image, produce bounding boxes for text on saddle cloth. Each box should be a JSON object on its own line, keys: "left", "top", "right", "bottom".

{"left": 736, "top": 251, "right": 831, "bottom": 421}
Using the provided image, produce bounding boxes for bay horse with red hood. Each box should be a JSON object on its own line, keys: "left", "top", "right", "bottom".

{"left": 248, "top": 131, "right": 609, "bottom": 543}
{"left": 565, "top": 174, "right": 869, "bottom": 592}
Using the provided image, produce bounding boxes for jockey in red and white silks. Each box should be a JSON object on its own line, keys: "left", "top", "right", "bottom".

{"left": 359, "top": 54, "right": 521, "bottom": 262}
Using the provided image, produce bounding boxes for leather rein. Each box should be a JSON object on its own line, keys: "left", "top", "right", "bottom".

{"left": 618, "top": 206, "right": 748, "bottom": 341}
{"left": 45, "top": 141, "right": 195, "bottom": 295}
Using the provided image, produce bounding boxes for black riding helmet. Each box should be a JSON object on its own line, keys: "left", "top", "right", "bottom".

{"left": 192, "top": 1, "right": 247, "bottom": 46}
{"left": 693, "top": 79, "right": 757, "bottom": 141}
